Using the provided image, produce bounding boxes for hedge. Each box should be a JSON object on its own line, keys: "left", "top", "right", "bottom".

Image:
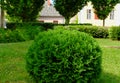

{"left": 109, "top": 26, "right": 120, "bottom": 40}
{"left": 54, "top": 25, "right": 108, "bottom": 38}
{"left": 0, "top": 25, "right": 43, "bottom": 43}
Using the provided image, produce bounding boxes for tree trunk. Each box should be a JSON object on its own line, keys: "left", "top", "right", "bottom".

{"left": 1, "top": 9, "right": 5, "bottom": 28}
{"left": 65, "top": 17, "right": 70, "bottom": 25}
{"left": 0, "top": 0, "right": 5, "bottom": 28}
{"left": 103, "top": 19, "right": 105, "bottom": 27}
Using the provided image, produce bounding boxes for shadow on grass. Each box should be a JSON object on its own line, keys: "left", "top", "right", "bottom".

{"left": 96, "top": 72, "right": 120, "bottom": 83}
{"left": 24, "top": 72, "right": 120, "bottom": 83}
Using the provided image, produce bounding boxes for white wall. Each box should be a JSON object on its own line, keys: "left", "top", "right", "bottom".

{"left": 38, "top": 15, "right": 78, "bottom": 24}
{"left": 114, "top": 4, "right": 120, "bottom": 26}
{"left": 38, "top": 16, "right": 65, "bottom": 24}
{"left": 70, "top": 14, "right": 78, "bottom": 24}
{"left": 78, "top": 2, "right": 120, "bottom": 26}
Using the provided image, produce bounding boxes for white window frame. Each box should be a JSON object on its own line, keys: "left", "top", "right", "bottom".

{"left": 87, "top": 9, "right": 91, "bottom": 19}
{"left": 110, "top": 10, "right": 114, "bottom": 20}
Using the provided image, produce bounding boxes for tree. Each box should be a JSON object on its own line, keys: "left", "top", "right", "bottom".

{"left": 4, "top": 0, "right": 44, "bottom": 22}
{"left": 54, "top": 0, "right": 88, "bottom": 24}
{"left": 91, "top": 0, "right": 119, "bottom": 26}
{"left": 0, "top": 0, "right": 5, "bottom": 28}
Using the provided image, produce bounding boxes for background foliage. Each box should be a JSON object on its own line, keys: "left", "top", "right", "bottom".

{"left": 91, "top": 0, "right": 119, "bottom": 26}
{"left": 54, "top": 0, "right": 88, "bottom": 24}
{"left": 54, "top": 25, "right": 108, "bottom": 38}
{"left": 0, "top": 25, "right": 43, "bottom": 43}
{"left": 4, "top": 0, "right": 44, "bottom": 22}
{"left": 109, "top": 26, "right": 120, "bottom": 40}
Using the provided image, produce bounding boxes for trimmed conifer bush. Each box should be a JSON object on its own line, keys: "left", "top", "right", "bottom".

{"left": 26, "top": 29, "right": 102, "bottom": 83}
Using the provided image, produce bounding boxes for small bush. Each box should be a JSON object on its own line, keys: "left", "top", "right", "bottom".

{"left": 26, "top": 29, "right": 102, "bottom": 83}
{"left": 0, "top": 25, "right": 44, "bottom": 43}
{"left": 109, "top": 26, "right": 120, "bottom": 40}
{"left": 9, "top": 29, "right": 26, "bottom": 42}
{"left": 0, "top": 29, "right": 6, "bottom": 42}
{"left": 18, "top": 25, "right": 44, "bottom": 40}
{"left": 0, "top": 29, "right": 26, "bottom": 43}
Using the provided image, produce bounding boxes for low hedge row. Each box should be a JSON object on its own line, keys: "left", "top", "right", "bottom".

{"left": 1, "top": 23, "right": 120, "bottom": 43}
{"left": 54, "top": 25, "right": 109, "bottom": 38}
{"left": 6, "top": 22, "right": 54, "bottom": 30}
{"left": 109, "top": 26, "right": 120, "bottom": 40}
{"left": 0, "top": 25, "right": 43, "bottom": 43}
{"left": 0, "top": 29, "right": 26, "bottom": 43}
{"left": 6, "top": 22, "right": 92, "bottom": 30}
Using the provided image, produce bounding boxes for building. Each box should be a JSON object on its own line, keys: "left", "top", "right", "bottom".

{"left": 38, "top": 0, "right": 65, "bottom": 24}
{"left": 78, "top": 2, "right": 120, "bottom": 26}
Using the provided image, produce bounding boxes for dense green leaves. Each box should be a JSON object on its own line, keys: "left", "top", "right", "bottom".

{"left": 4, "top": 0, "right": 44, "bottom": 22}
{"left": 0, "top": 25, "right": 43, "bottom": 43}
{"left": 54, "top": 25, "right": 108, "bottom": 38}
{"left": 109, "top": 26, "right": 120, "bottom": 40}
{"left": 54, "top": 0, "right": 88, "bottom": 24}
{"left": 26, "top": 29, "right": 102, "bottom": 83}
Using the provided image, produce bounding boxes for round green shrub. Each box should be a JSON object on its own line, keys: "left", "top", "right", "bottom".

{"left": 26, "top": 29, "right": 102, "bottom": 83}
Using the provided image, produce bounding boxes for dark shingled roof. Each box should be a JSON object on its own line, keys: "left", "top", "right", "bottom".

{"left": 40, "top": 1, "right": 63, "bottom": 17}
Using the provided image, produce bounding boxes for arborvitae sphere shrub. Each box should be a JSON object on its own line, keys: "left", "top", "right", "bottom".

{"left": 26, "top": 29, "right": 102, "bottom": 83}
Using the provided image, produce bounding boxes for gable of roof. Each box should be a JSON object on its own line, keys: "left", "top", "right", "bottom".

{"left": 39, "top": 1, "right": 63, "bottom": 17}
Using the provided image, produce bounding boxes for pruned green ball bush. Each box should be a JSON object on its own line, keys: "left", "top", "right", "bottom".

{"left": 109, "top": 26, "right": 120, "bottom": 40}
{"left": 26, "top": 29, "right": 102, "bottom": 83}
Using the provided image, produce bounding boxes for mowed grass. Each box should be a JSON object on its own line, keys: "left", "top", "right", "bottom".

{"left": 0, "top": 41, "right": 34, "bottom": 83}
{"left": 0, "top": 39, "right": 120, "bottom": 83}
{"left": 96, "top": 39, "right": 120, "bottom": 83}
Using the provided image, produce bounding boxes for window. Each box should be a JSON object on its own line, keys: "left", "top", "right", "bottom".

{"left": 53, "top": 20, "right": 58, "bottom": 24}
{"left": 87, "top": 9, "right": 91, "bottom": 19}
{"left": 110, "top": 10, "right": 114, "bottom": 20}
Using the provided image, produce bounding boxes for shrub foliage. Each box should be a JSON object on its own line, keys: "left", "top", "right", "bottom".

{"left": 54, "top": 25, "right": 108, "bottom": 38}
{"left": 109, "top": 26, "right": 120, "bottom": 40}
{"left": 0, "top": 25, "right": 43, "bottom": 43}
{"left": 26, "top": 29, "right": 102, "bottom": 83}
{"left": 0, "top": 29, "right": 26, "bottom": 43}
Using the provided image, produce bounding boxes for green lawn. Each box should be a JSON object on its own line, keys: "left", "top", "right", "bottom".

{"left": 0, "top": 39, "right": 120, "bottom": 83}
{"left": 96, "top": 39, "right": 120, "bottom": 83}
{"left": 0, "top": 41, "right": 34, "bottom": 83}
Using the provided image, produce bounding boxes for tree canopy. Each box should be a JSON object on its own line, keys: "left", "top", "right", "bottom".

{"left": 54, "top": 0, "right": 88, "bottom": 24}
{"left": 4, "top": 0, "right": 44, "bottom": 22}
{"left": 91, "top": 0, "right": 119, "bottom": 26}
